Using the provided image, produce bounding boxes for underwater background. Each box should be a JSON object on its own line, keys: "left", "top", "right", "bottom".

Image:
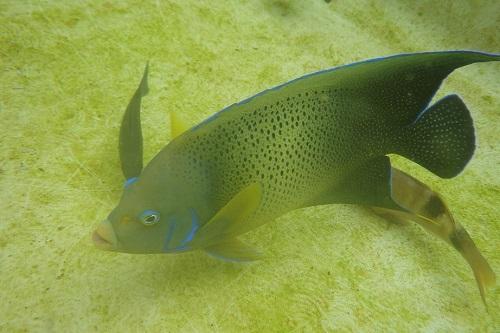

{"left": 1, "top": 0, "right": 499, "bottom": 332}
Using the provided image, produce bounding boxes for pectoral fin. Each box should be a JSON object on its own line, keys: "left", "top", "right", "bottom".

{"left": 205, "top": 238, "right": 262, "bottom": 262}
{"left": 119, "top": 63, "right": 149, "bottom": 180}
{"left": 191, "top": 183, "right": 263, "bottom": 248}
{"left": 312, "top": 156, "right": 401, "bottom": 210}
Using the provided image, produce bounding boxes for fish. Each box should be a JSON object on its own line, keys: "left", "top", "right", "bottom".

{"left": 92, "top": 51, "right": 498, "bottom": 304}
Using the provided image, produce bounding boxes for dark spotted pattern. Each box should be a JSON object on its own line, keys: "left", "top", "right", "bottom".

{"left": 179, "top": 87, "right": 390, "bottom": 221}
{"left": 152, "top": 51, "right": 497, "bottom": 229}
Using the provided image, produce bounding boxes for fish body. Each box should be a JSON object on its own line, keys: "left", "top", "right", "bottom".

{"left": 92, "top": 51, "right": 498, "bottom": 303}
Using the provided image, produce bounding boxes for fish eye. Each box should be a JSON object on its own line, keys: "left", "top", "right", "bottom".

{"left": 139, "top": 210, "right": 161, "bottom": 226}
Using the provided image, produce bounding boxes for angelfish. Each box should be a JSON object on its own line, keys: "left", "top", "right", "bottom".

{"left": 93, "top": 51, "right": 498, "bottom": 304}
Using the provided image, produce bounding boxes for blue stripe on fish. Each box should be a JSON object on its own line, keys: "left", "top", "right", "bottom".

{"left": 162, "top": 218, "right": 177, "bottom": 252}
{"left": 124, "top": 177, "right": 138, "bottom": 188}
{"left": 172, "top": 209, "right": 200, "bottom": 252}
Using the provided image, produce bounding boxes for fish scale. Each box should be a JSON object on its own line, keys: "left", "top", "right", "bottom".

{"left": 181, "top": 88, "right": 381, "bottom": 220}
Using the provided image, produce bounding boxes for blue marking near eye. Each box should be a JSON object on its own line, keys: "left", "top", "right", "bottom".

{"left": 124, "top": 177, "right": 138, "bottom": 188}
{"left": 162, "top": 218, "right": 177, "bottom": 252}
{"left": 170, "top": 209, "right": 200, "bottom": 252}
{"left": 162, "top": 210, "right": 201, "bottom": 253}
{"left": 163, "top": 209, "right": 200, "bottom": 253}
{"left": 140, "top": 209, "right": 160, "bottom": 218}
{"left": 178, "top": 209, "right": 199, "bottom": 247}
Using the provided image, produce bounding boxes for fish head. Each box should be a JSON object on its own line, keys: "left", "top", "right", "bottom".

{"left": 92, "top": 176, "right": 199, "bottom": 254}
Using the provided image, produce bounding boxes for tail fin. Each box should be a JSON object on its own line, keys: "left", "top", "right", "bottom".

{"left": 394, "top": 94, "right": 475, "bottom": 178}
{"left": 449, "top": 225, "right": 496, "bottom": 308}
{"left": 373, "top": 168, "right": 496, "bottom": 307}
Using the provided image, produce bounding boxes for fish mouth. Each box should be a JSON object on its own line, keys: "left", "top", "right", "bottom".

{"left": 92, "top": 219, "right": 118, "bottom": 251}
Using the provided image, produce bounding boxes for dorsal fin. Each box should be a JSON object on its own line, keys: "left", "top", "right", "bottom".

{"left": 206, "top": 52, "right": 499, "bottom": 129}
{"left": 321, "top": 51, "right": 499, "bottom": 126}
{"left": 119, "top": 62, "right": 149, "bottom": 180}
{"left": 170, "top": 111, "right": 191, "bottom": 139}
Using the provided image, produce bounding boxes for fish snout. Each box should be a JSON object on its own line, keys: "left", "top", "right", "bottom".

{"left": 92, "top": 220, "right": 118, "bottom": 251}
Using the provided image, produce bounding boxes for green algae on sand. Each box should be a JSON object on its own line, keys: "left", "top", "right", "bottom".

{"left": 0, "top": 1, "right": 499, "bottom": 332}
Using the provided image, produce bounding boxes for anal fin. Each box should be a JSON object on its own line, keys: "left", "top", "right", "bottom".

{"left": 313, "top": 156, "right": 400, "bottom": 210}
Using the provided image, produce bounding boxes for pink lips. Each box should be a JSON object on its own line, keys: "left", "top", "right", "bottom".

{"left": 92, "top": 220, "right": 118, "bottom": 250}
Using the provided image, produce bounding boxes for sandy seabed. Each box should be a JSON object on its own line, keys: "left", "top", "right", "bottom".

{"left": 1, "top": 1, "right": 499, "bottom": 332}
